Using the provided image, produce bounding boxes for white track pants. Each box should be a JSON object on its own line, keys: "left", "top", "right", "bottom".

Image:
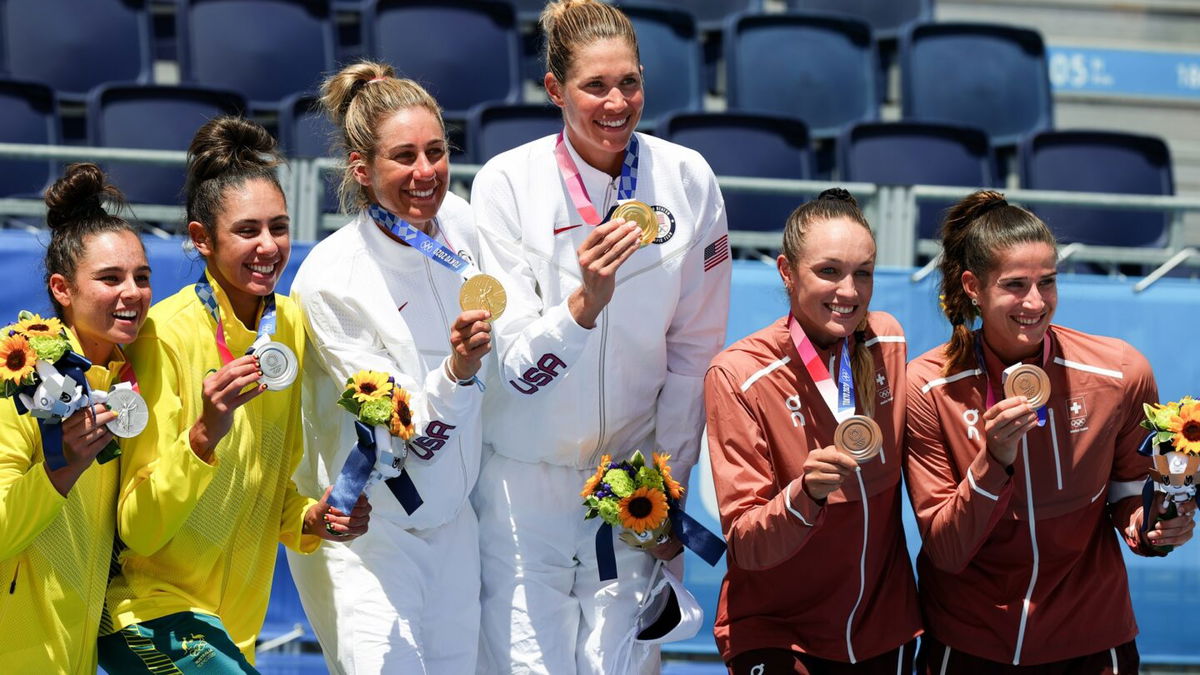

{"left": 474, "top": 453, "right": 660, "bottom": 675}
{"left": 287, "top": 506, "right": 480, "bottom": 675}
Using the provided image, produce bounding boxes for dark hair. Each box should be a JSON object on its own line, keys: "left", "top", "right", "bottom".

{"left": 184, "top": 116, "right": 284, "bottom": 245}
{"left": 43, "top": 163, "right": 141, "bottom": 317}
{"left": 781, "top": 188, "right": 878, "bottom": 414}
{"left": 319, "top": 60, "right": 445, "bottom": 214}
{"left": 938, "top": 190, "right": 1058, "bottom": 375}
{"left": 540, "top": 0, "right": 640, "bottom": 85}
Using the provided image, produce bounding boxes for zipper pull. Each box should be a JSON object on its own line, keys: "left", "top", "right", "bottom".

{"left": 9, "top": 563, "right": 18, "bottom": 594}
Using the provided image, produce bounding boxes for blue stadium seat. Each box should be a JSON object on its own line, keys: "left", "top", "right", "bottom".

{"left": 726, "top": 13, "right": 878, "bottom": 139}
{"left": 839, "top": 121, "right": 994, "bottom": 240}
{"left": 0, "top": 0, "right": 152, "bottom": 103}
{"left": 686, "top": 0, "right": 761, "bottom": 32}
{"left": 658, "top": 111, "right": 813, "bottom": 233}
{"left": 1019, "top": 129, "right": 1174, "bottom": 248}
{"left": 900, "top": 22, "right": 1052, "bottom": 147}
{"left": 364, "top": 0, "right": 520, "bottom": 120}
{"left": 466, "top": 102, "right": 561, "bottom": 165}
{"left": 0, "top": 79, "right": 58, "bottom": 200}
{"left": 87, "top": 83, "right": 246, "bottom": 215}
{"left": 277, "top": 92, "right": 340, "bottom": 214}
{"left": 622, "top": 3, "right": 703, "bottom": 131}
{"left": 781, "top": 0, "right": 931, "bottom": 41}
{"left": 176, "top": 0, "right": 335, "bottom": 113}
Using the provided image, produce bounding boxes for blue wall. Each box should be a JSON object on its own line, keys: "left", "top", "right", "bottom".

{"left": 5, "top": 232, "right": 1199, "bottom": 662}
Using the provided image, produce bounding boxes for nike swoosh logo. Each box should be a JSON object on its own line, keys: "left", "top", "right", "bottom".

{"left": 553, "top": 224, "right": 584, "bottom": 235}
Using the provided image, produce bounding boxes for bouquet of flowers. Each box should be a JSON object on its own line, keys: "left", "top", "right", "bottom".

{"left": 582, "top": 451, "right": 684, "bottom": 550}
{"left": 337, "top": 370, "right": 416, "bottom": 441}
{"left": 328, "top": 370, "right": 421, "bottom": 516}
{"left": 0, "top": 311, "right": 123, "bottom": 464}
{"left": 1139, "top": 396, "right": 1200, "bottom": 552}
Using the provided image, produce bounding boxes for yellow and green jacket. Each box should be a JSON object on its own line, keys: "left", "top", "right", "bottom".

{"left": 0, "top": 330, "right": 124, "bottom": 673}
{"left": 106, "top": 271, "right": 320, "bottom": 662}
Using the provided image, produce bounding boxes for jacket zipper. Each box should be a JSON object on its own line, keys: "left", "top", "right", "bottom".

{"left": 423, "top": 255, "right": 467, "bottom": 500}
{"left": 592, "top": 179, "right": 619, "bottom": 462}
{"left": 8, "top": 561, "right": 17, "bottom": 594}
{"left": 1013, "top": 434, "right": 1040, "bottom": 665}
{"left": 845, "top": 468, "right": 869, "bottom": 664}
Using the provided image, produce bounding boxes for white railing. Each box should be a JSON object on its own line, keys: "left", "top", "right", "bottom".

{"left": 3, "top": 143, "right": 1199, "bottom": 290}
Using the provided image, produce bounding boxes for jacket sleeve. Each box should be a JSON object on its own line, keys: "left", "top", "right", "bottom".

{"left": 654, "top": 168, "right": 730, "bottom": 480}
{"left": 276, "top": 323, "right": 321, "bottom": 554}
{"left": 705, "top": 365, "right": 825, "bottom": 571}
{"left": 904, "top": 370, "right": 1014, "bottom": 573}
{"left": 471, "top": 162, "right": 593, "bottom": 398}
{"left": 1108, "top": 344, "right": 1160, "bottom": 553}
{"left": 116, "top": 337, "right": 218, "bottom": 556}
{"left": 0, "top": 407, "right": 68, "bottom": 561}
{"left": 295, "top": 287, "right": 480, "bottom": 456}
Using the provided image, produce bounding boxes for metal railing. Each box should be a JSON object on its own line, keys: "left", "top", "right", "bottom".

{"left": 3, "top": 143, "right": 1199, "bottom": 290}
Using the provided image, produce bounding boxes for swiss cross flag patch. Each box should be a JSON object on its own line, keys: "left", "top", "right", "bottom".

{"left": 1067, "top": 397, "right": 1087, "bottom": 419}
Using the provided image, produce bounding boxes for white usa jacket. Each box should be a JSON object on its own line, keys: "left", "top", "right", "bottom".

{"left": 471, "top": 132, "right": 731, "bottom": 474}
{"left": 291, "top": 193, "right": 484, "bottom": 531}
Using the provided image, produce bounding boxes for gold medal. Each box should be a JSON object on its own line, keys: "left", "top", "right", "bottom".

{"left": 459, "top": 273, "right": 507, "bottom": 321}
{"left": 609, "top": 200, "right": 658, "bottom": 247}
{"left": 834, "top": 415, "right": 882, "bottom": 463}
{"left": 1002, "top": 363, "right": 1050, "bottom": 408}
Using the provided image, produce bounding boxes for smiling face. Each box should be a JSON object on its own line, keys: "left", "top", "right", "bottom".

{"left": 777, "top": 217, "right": 876, "bottom": 349}
{"left": 545, "top": 37, "right": 644, "bottom": 176}
{"left": 963, "top": 241, "right": 1058, "bottom": 364}
{"left": 49, "top": 229, "right": 151, "bottom": 364}
{"left": 190, "top": 177, "right": 290, "bottom": 325}
{"left": 353, "top": 106, "right": 448, "bottom": 228}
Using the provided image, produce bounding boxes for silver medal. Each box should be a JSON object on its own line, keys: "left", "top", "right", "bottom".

{"left": 105, "top": 387, "right": 149, "bottom": 438}
{"left": 253, "top": 341, "right": 298, "bottom": 390}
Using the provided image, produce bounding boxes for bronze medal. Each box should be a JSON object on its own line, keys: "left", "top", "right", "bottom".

{"left": 1002, "top": 363, "right": 1050, "bottom": 409}
{"left": 459, "top": 273, "right": 507, "bottom": 321}
{"left": 834, "top": 415, "right": 882, "bottom": 463}
{"left": 609, "top": 200, "right": 659, "bottom": 247}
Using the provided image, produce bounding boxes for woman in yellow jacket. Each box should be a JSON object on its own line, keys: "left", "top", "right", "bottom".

{"left": 0, "top": 163, "right": 151, "bottom": 672}
{"left": 97, "top": 117, "right": 371, "bottom": 674}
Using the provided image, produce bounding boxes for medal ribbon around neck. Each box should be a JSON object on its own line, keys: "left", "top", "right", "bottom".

{"left": 367, "top": 204, "right": 478, "bottom": 280}
{"left": 788, "top": 315, "right": 857, "bottom": 424}
{"left": 553, "top": 131, "right": 639, "bottom": 226}
{"left": 974, "top": 329, "right": 1051, "bottom": 427}
{"left": 193, "top": 272, "right": 279, "bottom": 364}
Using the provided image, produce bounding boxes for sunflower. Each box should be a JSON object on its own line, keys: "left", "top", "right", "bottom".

{"left": 654, "top": 452, "right": 684, "bottom": 500}
{"left": 1168, "top": 400, "right": 1200, "bottom": 455}
{"left": 349, "top": 370, "right": 393, "bottom": 403}
{"left": 581, "top": 454, "right": 611, "bottom": 498}
{"left": 0, "top": 334, "right": 36, "bottom": 385}
{"left": 618, "top": 486, "right": 668, "bottom": 533}
{"left": 389, "top": 386, "right": 415, "bottom": 440}
{"left": 12, "top": 314, "right": 65, "bottom": 339}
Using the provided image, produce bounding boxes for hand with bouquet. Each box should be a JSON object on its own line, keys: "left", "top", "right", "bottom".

{"left": 582, "top": 451, "right": 725, "bottom": 580}
{"left": 0, "top": 311, "right": 146, "bottom": 470}
{"left": 1129, "top": 397, "right": 1200, "bottom": 553}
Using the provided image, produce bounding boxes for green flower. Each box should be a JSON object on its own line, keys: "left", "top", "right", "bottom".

{"left": 636, "top": 465, "right": 664, "bottom": 491}
{"left": 604, "top": 468, "right": 635, "bottom": 498}
{"left": 597, "top": 499, "right": 622, "bottom": 526}
{"left": 28, "top": 335, "right": 69, "bottom": 363}
{"left": 628, "top": 450, "right": 647, "bottom": 469}
{"left": 358, "top": 397, "right": 393, "bottom": 426}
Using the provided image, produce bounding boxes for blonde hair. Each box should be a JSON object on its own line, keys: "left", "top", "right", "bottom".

{"left": 319, "top": 60, "right": 445, "bottom": 214}
{"left": 539, "top": 0, "right": 639, "bottom": 84}
{"left": 782, "top": 188, "right": 879, "bottom": 415}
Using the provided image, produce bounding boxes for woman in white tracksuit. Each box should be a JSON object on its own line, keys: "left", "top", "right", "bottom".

{"left": 471, "top": 2, "right": 731, "bottom": 672}
{"left": 286, "top": 61, "right": 493, "bottom": 675}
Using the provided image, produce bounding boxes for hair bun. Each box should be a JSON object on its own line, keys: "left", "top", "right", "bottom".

{"left": 44, "top": 163, "right": 124, "bottom": 230}
{"left": 816, "top": 187, "right": 858, "bottom": 207}
{"left": 187, "top": 116, "right": 281, "bottom": 188}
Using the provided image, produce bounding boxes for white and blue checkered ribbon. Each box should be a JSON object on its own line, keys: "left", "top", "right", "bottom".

{"left": 367, "top": 205, "right": 477, "bottom": 280}
{"left": 194, "top": 273, "right": 279, "bottom": 358}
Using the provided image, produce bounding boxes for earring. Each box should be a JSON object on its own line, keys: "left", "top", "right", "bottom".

{"left": 971, "top": 298, "right": 978, "bottom": 306}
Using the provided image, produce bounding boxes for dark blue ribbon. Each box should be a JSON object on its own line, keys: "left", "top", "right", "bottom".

{"left": 329, "top": 420, "right": 422, "bottom": 517}
{"left": 10, "top": 350, "right": 93, "bottom": 471}
{"left": 594, "top": 495, "right": 727, "bottom": 582}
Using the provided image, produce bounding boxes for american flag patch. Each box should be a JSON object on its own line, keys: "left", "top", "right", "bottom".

{"left": 703, "top": 234, "right": 729, "bottom": 272}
